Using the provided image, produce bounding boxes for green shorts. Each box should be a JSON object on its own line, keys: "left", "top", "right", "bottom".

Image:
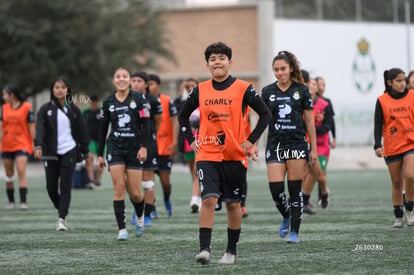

{"left": 318, "top": 155, "right": 328, "bottom": 171}
{"left": 88, "top": 140, "right": 99, "bottom": 155}
{"left": 183, "top": 151, "right": 196, "bottom": 162}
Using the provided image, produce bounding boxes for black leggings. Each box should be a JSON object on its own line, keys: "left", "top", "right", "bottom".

{"left": 44, "top": 149, "right": 76, "bottom": 219}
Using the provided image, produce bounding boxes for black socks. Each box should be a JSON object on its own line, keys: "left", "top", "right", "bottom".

{"left": 199, "top": 227, "right": 212, "bottom": 252}
{"left": 269, "top": 182, "right": 290, "bottom": 218}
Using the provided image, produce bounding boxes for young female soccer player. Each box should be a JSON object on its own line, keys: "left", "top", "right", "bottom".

{"left": 34, "top": 78, "right": 90, "bottom": 230}
{"left": 130, "top": 71, "right": 162, "bottom": 227}
{"left": 97, "top": 67, "right": 151, "bottom": 239}
{"left": 261, "top": 51, "right": 317, "bottom": 243}
{"left": 179, "top": 41, "right": 271, "bottom": 265}
{"left": 374, "top": 68, "right": 414, "bottom": 228}
{"left": 1, "top": 85, "right": 35, "bottom": 210}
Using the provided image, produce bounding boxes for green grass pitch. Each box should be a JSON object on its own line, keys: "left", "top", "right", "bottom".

{"left": 0, "top": 166, "right": 412, "bottom": 274}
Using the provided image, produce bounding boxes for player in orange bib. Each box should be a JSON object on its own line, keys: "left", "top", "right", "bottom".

{"left": 0, "top": 85, "right": 35, "bottom": 210}
{"left": 148, "top": 74, "right": 178, "bottom": 217}
{"left": 178, "top": 41, "right": 271, "bottom": 265}
{"left": 374, "top": 68, "right": 414, "bottom": 228}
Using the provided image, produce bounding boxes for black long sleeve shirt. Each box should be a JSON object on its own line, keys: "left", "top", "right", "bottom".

{"left": 373, "top": 89, "right": 409, "bottom": 149}
{"left": 322, "top": 97, "right": 336, "bottom": 138}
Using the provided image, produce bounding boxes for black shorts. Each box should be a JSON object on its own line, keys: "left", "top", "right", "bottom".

{"left": 1, "top": 150, "right": 29, "bottom": 159}
{"left": 196, "top": 161, "right": 247, "bottom": 202}
{"left": 142, "top": 140, "right": 159, "bottom": 171}
{"left": 106, "top": 153, "right": 144, "bottom": 170}
{"left": 384, "top": 149, "right": 414, "bottom": 165}
{"left": 156, "top": 155, "right": 173, "bottom": 174}
{"left": 265, "top": 143, "right": 309, "bottom": 164}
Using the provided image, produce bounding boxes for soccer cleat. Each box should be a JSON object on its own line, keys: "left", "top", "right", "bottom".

{"left": 321, "top": 193, "right": 329, "bottom": 209}
{"left": 86, "top": 182, "right": 96, "bottom": 190}
{"left": 20, "top": 203, "right": 28, "bottom": 210}
{"left": 279, "top": 217, "right": 290, "bottom": 238}
{"left": 318, "top": 188, "right": 330, "bottom": 207}
{"left": 404, "top": 210, "right": 414, "bottom": 226}
{"left": 144, "top": 216, "right": 152, "bottom": 227}
{"left": 190, "top": 197, "right": 202, "bottom": 213}
{"left": 7, "top": 202, "right": 15, "bottom": 210}
{"left": 150, "top": 209, "right": 158, "bottom": 219}
{"left": 56, "top": 218, "right": 67, "bottom": 231}
{"left": 117, "top": 229, "right": 128, "bottom": 240}
{"left": 241, "top": 206, "right": 248, "bottom": 218}
{"left": 135, "top": 216, "right": 144, "bottom": 237}
{"left": 164, "top": 200, "right": 173, "bottom": 217}
{"left": 195, "top": 250, "right": 210, "bottom": 265}
{"left": 287, "top": 231, "right": 300, "bottom": 243}
{"left": 392, "top": 218, "right": 403, "bottom": 228}
{"left": 215, "top": 201, "right": 222, "bottom": 211}
{"left": 303, "top": 203, "right": 316, "bottom": 215}
{"left": 219, "top": 252, "right": 236, "bottom": 264}
{"left": 131, "top": 210, "right": 137, "bottom": 225}
{"left": 190, "top": 203, "right": 199, "bottom": 213}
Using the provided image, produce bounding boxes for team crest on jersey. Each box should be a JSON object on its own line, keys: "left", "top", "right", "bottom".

{"left": 293, "top": 91, "right": 300, "bottom": 100}
{"left": 130, "top": 99, "right": 137, "bottom": 109}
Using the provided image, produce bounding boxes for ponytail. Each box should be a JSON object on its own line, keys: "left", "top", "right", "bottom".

{"left": 3, "top": 84, "right": 25, "bottom": 102}
{"left": 272, "top": 51, "right": 304, "bottom": 84}
{"left": 383, "top": 68, "right": 404, "bottom": 93}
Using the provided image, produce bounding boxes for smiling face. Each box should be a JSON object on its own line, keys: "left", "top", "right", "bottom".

{"left": 112, "top": 68, "right": 130, "bottom": 92}
{"left": 273, "top": 59, "right": 292, "bottom": 86}
{"left": 206, "top": 53, "right": 232, "bottom": 82}
{"left": 389, "top": 73, "right": 406, "bottom": 93}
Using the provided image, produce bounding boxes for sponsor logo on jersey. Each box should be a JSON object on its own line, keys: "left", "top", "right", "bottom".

{"left": 278, "top": 104, "right": 291, "bottom": 118}
{"left": 118, "top": 113, "right": 131, "bottom": 127}
{"left": 207, "top": 112, "right": 230, "bottom": 122}
{"left": 275, "top": 142, "right": 306, "bottom": 161}
{"left": 390, "top": 127, "right": 397, "bottom": 136}
{"left": 204, "top": 98, "right": 232, "bottom": 106}
{"left": 114, "top": 131, "right": 135, "bottom": 137}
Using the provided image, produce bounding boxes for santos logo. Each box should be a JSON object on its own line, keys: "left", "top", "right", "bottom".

{"left": 278, "top": 104, "right": 291, "bottom": 118}
{"left": 118, "top": 113, "right": 131, "bottom": 127}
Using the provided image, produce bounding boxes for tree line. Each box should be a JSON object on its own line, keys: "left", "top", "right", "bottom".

{"left": 0, "top": 0, "right": 174, "bottom": 98}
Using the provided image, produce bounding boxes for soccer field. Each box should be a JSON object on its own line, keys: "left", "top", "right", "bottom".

{"left": 0, "top": 166, "right": 412, "bottom": 274}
